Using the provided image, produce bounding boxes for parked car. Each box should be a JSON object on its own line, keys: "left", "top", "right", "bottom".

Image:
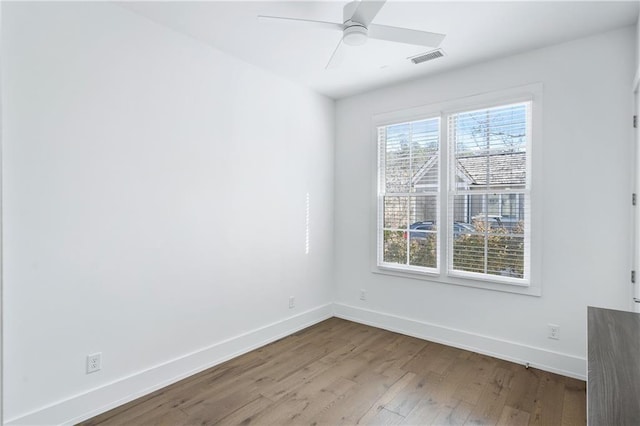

{"left": 471, "top": 214, "right": 504, "bottom": 229}
{"left": 405, "top": 221, "right": 435, "bottom": 241}
{"left": 405, "top": 221, "right": 476, "bottom": 240}
{"left": 453, "top": 222, "right": 475, "bottom": 237}
{"left": 471, "top": 214, "right": 522, "bottom": 231}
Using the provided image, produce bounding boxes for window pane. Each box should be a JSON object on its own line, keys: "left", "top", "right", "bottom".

{"left": 383, "top": 196, "right": 407, "bottom": 229}
{"left": 455, "top": 153, "right": 526, "bottom": 189}
{"left": 452, "top": 227, "right": 525, "bottom": 277}
{"left": 409, "top": 195, "right": 438, "bottom": 226}
{"left": 410, "top": 234, "right": 437, "bottom": 268}
{"left": 452, "top": 194, "right": 471, "bottom": 224}
{"left": 378, "top": 117, "right": 439, "bottom": 272}
{"left": 452, "top": 104, "right": 527, "bottom": 156}
{"left": 449, "top": 102, "right": 529, "bottom": 282}
{"left": 487, "top": 235, "right": 524, "bottom": 278}
{"left": 466, "top": 194, "right": 526, "bottom": 232}
{"left": 383, "top": 230, "right": 407, "bottom": 264}
{"left": 410, "top": 119, "right": 439, "bottom": 193}
{"left": 502, "top": 194, "right": 518, "bottom": 218}
{"left": 452, "top": 235, "right": 485, "bottom": 273}
{"left": 384, "top": 123, "right": 411, "bottom": 193}
{"left": 503, "top": 195, "right": 526, "bottom": 232}
{"left": 487, "top": 194, "right": 500, "bottom": 216}
{"left": 412, "top": 157, "right": 438, "bottom": 192}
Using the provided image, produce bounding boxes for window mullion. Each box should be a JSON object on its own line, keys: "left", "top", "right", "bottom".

{"left": 406, "top": 123, "right": 413, "bottom": 267}
{"left": 441, "top": 113, "right": 449, "bottom": 274}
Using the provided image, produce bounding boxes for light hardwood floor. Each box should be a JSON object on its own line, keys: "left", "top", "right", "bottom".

{"left": 81, "top": 318, "right": 586, "bottom": 425}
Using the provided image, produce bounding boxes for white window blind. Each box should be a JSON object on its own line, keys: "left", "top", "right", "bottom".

{"left": 447, "top": 102, "right": 531, "bottom": 283}
{"left": 377, "top": 117, "right": 440, "bottom": 272}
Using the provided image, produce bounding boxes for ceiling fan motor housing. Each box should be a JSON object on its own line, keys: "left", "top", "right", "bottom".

{"left": 343, "top": 24, "right": 368, "bottom": 46}
{"left": 342, "top": 1, "right": 369, "bottom": 46}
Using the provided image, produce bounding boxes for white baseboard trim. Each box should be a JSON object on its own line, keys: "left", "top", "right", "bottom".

{"left": 6, "top": 304, "right": 334, "bottom": 426}
{"left": 333, "top": 303, "right": 586, "bottom": 380}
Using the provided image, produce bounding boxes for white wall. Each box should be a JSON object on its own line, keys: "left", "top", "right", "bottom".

{"left": 0, "top": 2, "right": 4, "bottom": 424}
{"left": 635, "top": 16, "right": 640, "bottom": 313}
{"left": 2, "top": 2, "right": 334, "bottom": 423}
{"left": 637, "top": 11, "right": 640, "bottom": 71}
{"left": 334, "top": 26, "right": 636, "bottom": 379}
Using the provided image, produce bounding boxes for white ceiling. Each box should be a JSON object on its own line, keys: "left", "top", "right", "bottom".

{"left": 119, "top": 1, "right": 639, "bottom": 99}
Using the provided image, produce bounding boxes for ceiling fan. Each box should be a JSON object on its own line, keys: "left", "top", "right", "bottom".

{"left": 258, "top": 0, "right": 446, "bottom": 69}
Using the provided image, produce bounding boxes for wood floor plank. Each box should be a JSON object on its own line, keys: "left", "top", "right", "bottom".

{"left": 497, "top": 405, "right": 530, "bottom": 426}
{"left": 366, "top": 407, "right": 406, "bottom": 425}
{"left": 385, "top": 373, "right": 440, "bottom": 417}
{"left": 178, "top": 388, "right": 264, "bottom": 424}
{"left": 357, "top": 371, "right": 416, "bottom": 424}
{"left": 400, "top": 392, "right": 442, "bottom": 425}
{"left": 430, "top": 398, "right": 473, "bottom": 425}
{"left": 234, "top": 375, "right": 356, "bottom": 425}
{"left": 81, "top": 318, "right": 586, "bottom": 426}
{"left": 182, "top": 341, "right": 344, "bottom": 412}
{"left": 258, "top": 355, "right": 336, "bottom": 401}
{"left": 529, "top": 371, "right": 566, "bottom": 426}
{"left": 451, "top": 353, "right": 497, "bottom": 406}
{"left": 401, "top": 342, "right": 441, "bottom": 374}
{"left": 214, "top": 395, "right": 276, "bottom": 425}
{"left": 311, "top": 371, "right": 398, "bottom": 425}
{"left": 375, "top": 335, "right": 429, "bottom": 380}
{"left": 504, "top": 366, "right": 540, "bottom": 415}
{"left": 561, "top": 377, "right": 586, "bottom": 426}
{"left": 292, "top": 376, "right": 357, "bottom": 423}
{"left": 465, "top": 366, "right": 514, "bottom": 425}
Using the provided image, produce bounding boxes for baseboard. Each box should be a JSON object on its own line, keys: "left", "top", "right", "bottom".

{"left": 334, "top": 303, "right": 586, "bottom": 380}
{"left": 6, "top": 304, "right": 334, "bottom": 426}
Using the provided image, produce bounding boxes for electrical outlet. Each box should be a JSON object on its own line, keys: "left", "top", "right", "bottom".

{"left": 360, "top": 289, "right": 366, "bottom": 301}
{"left": 289, "top": 296, "right": 295, "bottom": 309}
{"left": 87, "top": 353, "right": 102, "bottom": 374}
{"left": 548, "top": 324, "right": 560, "bottom": 340}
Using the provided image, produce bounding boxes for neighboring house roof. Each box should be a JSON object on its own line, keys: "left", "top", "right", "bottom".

{"left": 413, "top": 151, "right": 526, "bottom": 187}
{"left": 411, "top": 156, "right": 437, "bottom": 185}
{"left": 458, "top": 152, "right": 526, "bottom": 186}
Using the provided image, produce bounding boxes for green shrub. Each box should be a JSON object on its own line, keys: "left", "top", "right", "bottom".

{"left": 383, "top": 221, "right": 524, "bottom": 278}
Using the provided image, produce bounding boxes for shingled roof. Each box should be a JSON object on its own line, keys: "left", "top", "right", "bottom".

{"left": 457, "top": 152, "right": 526, "bottom": 186}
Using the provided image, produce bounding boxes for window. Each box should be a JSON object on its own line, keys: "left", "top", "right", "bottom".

{"left": 377, "top": 118, "right": 440, "bottom": 272}
{"left": 375, "top": 86, "right": 539, "bottom": 292}
{"left": 448, "top": 103, "right": 530, "bottom": 282}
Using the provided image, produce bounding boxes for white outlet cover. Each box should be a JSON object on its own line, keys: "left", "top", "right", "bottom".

{"left": 87, "top": 353, "right": 102, "bottom": 374}
{"left": 548, "top": 324, "right": 560, "bottom": 340}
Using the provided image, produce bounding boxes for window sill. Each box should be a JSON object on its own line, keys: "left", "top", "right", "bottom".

{"left": 372, "top": 265, "right": 542, "bottom": 297}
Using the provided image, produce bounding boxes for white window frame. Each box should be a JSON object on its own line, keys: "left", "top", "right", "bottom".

{"left": 376, "top": 116, "right": 442, "bottom": 274}
{"left": 372, "top": 84, "right": 543, "bottom": 296}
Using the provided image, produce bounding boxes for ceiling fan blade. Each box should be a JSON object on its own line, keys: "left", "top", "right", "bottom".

{"left": 368, "top": 24, "right": 445, "bottom": 47}
{"left": 257, "top": 15, "right": 344, "bottom": 32}
{"left": 350, "top": 0, "right": 386, "bottom": 27}
{"left": 325, "top": 39, "right": 346, "bottom": 69}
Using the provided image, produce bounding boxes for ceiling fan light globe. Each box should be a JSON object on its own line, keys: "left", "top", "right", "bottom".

{"left": 343, "top": 25, "right": 368, "bottom": 46}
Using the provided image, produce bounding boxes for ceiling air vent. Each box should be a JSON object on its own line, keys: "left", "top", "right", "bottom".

{"left": 410, "top": 49, "right": 445, "bottom": 65}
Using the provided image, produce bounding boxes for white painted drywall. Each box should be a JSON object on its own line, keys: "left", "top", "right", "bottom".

{"left": 334, "top": 26, "right": 635, "bottom": 376}
{"left": 0, "top": 1, "right": 4, "bottom": 423}
{"left": 636, "top": 12, "right": 640, "bottom": 71}
{"left": 2, "top": 2, "right": 334, "bottom": 422}
{"left": 635, "top": 16, "right": 640, "bottom": 313}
